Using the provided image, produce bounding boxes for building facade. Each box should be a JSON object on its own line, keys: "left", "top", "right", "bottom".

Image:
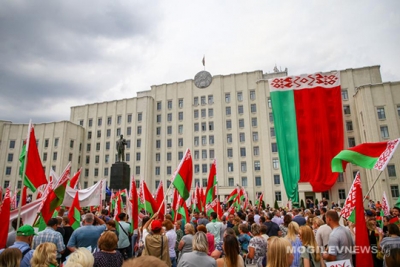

{"left": 1, "top": 65, "right": 399, "bottom": 207}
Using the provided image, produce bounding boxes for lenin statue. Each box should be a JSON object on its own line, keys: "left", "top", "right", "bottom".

{"left": 116, "top": 135, "right": 127, "bottom": 162}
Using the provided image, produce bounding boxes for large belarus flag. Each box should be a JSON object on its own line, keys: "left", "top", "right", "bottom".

{"left": 269, "top": 73, "right": 343, "bottom": 202}
{"left": 205, "top": 159, "right": 217, "bottom": 205}
{"left": 172, "top": 149, "right": 193, "bottom": 200}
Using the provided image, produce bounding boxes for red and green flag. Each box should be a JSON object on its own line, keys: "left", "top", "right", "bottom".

{"left": 172, "top": 149, "right": 193, "bottom": 200}
{"left": 269, "top": 73, "right": 343, "bottom": 202}
{"left": 177, "top": 195, "right": 189, "bottom": 224}
{"left": 19, "top": 124, "right": 48, "bottom": 193}
{"left": 205, "top": 159, "right": 217, "bottom": 206}
{"left": 255, "top": 193, "right": 264, "bottom": 210}
{"left": 138, "top": 179, "right": 157, "bottom": 215}
{"left": 69, "top": 168, "right": 82, "bottom": 189}
{"left": 129, "top": 178, "right": 139, "bottom": 230}
{"left": 389, "top": 217, "right": 400, "bottom": 225}
{"left": 332, "top": 139, "right": 400, "bottom": 172}
{"left": 227, "top": 188, "right": 239, "bottom": 202}
{"left": 68, "top": 191, "right": 81, "bottom": 230}
{"left": 155, "top": 181, "right": 165, "bottom": 221}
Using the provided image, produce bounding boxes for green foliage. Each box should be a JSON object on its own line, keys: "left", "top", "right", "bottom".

{"left": 315, "top": 199, "right": 319, "bottom": 206}
{"left": 274, "top": 199, "right": 279, "bottom": 209}
{"left": 300, "top": 199, "right": 305, "bottom": 208}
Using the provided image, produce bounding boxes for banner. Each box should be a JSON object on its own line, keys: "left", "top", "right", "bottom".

{"left": 62, "top": 180, "right": 106, "bottom": 207}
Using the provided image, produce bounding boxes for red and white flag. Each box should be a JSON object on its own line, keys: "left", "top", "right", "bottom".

{"left": 340, "top": 172, "right": 361, "bottom": 219}
{"left": 382, "top": 191, "right": 391, "bottom": 216}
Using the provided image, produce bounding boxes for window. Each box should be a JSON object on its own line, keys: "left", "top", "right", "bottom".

{"left": 237, "top": 92, "right": 243, "bottom": 101}
{"left": 238, "top": 105, "right": 244, "bottom": 114}
{"left": 227, "top": 134, "right": 232, "bottom": 143}
{"left": 178, "top": 138, "right": 183, "bottom": 147}
{"left": 269, "top": 113, "right": 274, "bottom": 123}
{"left": 390, "top": 185, "right": 399, "bottom": 198}
{"left": 167, "top": 152, "right": 172, "bottom": 161}
{"left": 194, "top": 97, "right": 199, "bottom": 106}
{"left": 135, "top": 166, "right": 140, "bottom": 175}
{"left": 96, "top": 143, "right": 100, "bottom": 151}
{"left": 202, "top": 178, "right": 207, "bottom": 187}
{"left": 179, "top": 99, "right": 183, "bottom": 108}
{"left": 343, "top": 105, "right": 351, "bottom": 115}
{"left": 208, "top": 95, "right": 214, "bottom": 104}
{"left": 228, "top": 178, "right": 234, "bottom": 187}
{"left": 252, "top": 132, "right": 258, "bottom": 142}
{"left": 252, "top": 118, "right": 258, "bottom": 127}
{"left": 79, "top": 120, "right": 84, "bottom": 126}
{"left": 87, "top": 131, "right": 92, "bottom": 140}
{"left": 253, "top": 146, "right": 259, "bottom": 156}
{"left": 98, "top": 118, "right": 102, "bottom": 126}
{"left": 377, "top": 107, "right": 386, "bottom": 120}
{"left": 348, "top": 137, "right": 356, "bottom": 147}
{"left": 94, "top": 168, "right": 99, "bottom": 177}
{"left": 209, "top": 149, "right": 214, "bottom": 159}
{"left": 346, "top": 121, "right": 353, "bottom": 131}
{"left": 168, "top": 100, "right": 172, "bottom": 110}
{"left": 275, "top": 191, "right": 282, "bottom": 201}
{"left": 128, "top": 114, "right": 132, "bottom": 123}
{"left": 17, "top": 181, "right": 22, "bottom": 189}
{"left": 397, "top": 105, "right": 400, "bottom": 117}
{"left": 272, "top": 158, "right": 279, "bottom": 169}
{"left": 250, "top": 90, "right": 256, "bottom": 100}
{"left": 209, "top": 135, "right": 214, "bottom": 145}
{"left": 3, "top": 180, "right": 10, "bottom": 187}
{"left": 255, "top": 176, "right": 261, "bottom": 186}
{"left": 239, "top": 133, "right": 245, "bottom": 142}
{"left": 270, "top": 128, "right": 275, "bottom": 137}
{"left": 107, "top": 116, "right": 112, "bottom": 125}
{"left": 251, "top": 104, "right": 257, "bottom": 113}
{"left": 156, "top": 114, "right": 161, "bottom": 123}
{"left": 194, "top": 164, "right": 200, "bottom": 173}
{"left": 228, "top": 163, "right": 234, "bottom": 172}
{"left": 136, "top": 152, "right": 141, "bottom": 161}
{"left": 338, "top": 189, "right": 346, "bottom": 199}
{"left": 137, "top": 126, "right": 142, "bottom": 135}
{"left": 178, "top": 151, "right": 183, "bottom": 160}
{"left": 241, "top": 177, "right": 247, "bottom": 186}
{"left": 88, "top": 119, "right": 93, "bottom": 127}
{"left": 225, "top": 93, "right": 231, "bottom": 103}
{"left": 156, "top": 127, "right": 161, "bottom": 135}
{"left": 274, "top": 175, "right": 280, "bottom": 185}
{"left": 155, "top": 167, "right": 160, "bottom": 175}
{"left": 5, "top": 167, "right": 11, "bottom": 175}
{"left": 54, "top": 138, "right": 59, "bottom": 147}
{"left": 7, "top": 153, "right": 13, "bottom": 162}
{"left": 241, "top": 162, "right": 247, "bottom": 172}
{"left": 157, "top": 101, "right": 162, "bottom": 110}
{"left": 105, "top": 129, "right": 110, "bottom": 137}
{"left": 105, "top": 142, "right": 110, "bottom": 150}
{"left": 226, "top": 120, "right": 232, "bottom": 130}
{"left": 322, "top": 191, "right": 330, "bottom": 200}
{"left": 226, "top": 107, "right": 231, "bottom": 115}
{"left": 85, "top": 169, "right": 89, "bottom": 177}
{"left": 44, "top": 139, "right": 49, "bottom": 148}
{"left": 167, "top": 139, "right": 172, "bottom": 148}
{"left": 202, "top": 164, "right": 208, "bottom": 173}
{"left": 268, "top": 98, "right": 272, "bottom": 108}
{"left": 342, "top": 89, "right": 348, "bottom": 100}
{"left": 201, "top": 96, "right": 206, "bottom": 105}
{"left": 137, "top": 113, "right": 142, "bottom": 122}
{"left": 381, "top": 126, "right": 389, "bottom": 138}
{"left": 70, "top": 140, "right": 74, "bottom": 148}
{"left": 227, "top": 148, "right": 233, "bottom": 158}
{"left": 254, "top": 161, "right": 261, "bottom": 171}
{"left": 156, "top": 153, "right": 160, "bottom": 162}
{"left": 202, "top": 150, "right": 207, "bottom": 159}
{"left": 105, "top": 154, "right": 109, "bottom": 163}
{"left": 86, "top": 156, "right": 90, "bottom": 164}
{"left": 338, "top": 173, "right": 344, "bottom": 182}
{"left": 194, "top": 136, "right": 199, "bottom": 146}
{"left": 239, "top": 119, "right": 244, "bottom": 128}
{"left": 178, "top": 112, "right": 183, "bottom": 121}
{"left": 167, "top": 126, "right": 172, "bottom": 135}
{"left": 388, "top": 165, "right": 396, "bottom": 177}
{"left": 201, "top": 109, "right": 206, "bottom": 118}
{"left": 240, "top": 147, "right": 246, "bottom": 157}
{"left": 156, "top": 140, "right": 161, "bottom": 148}
{"left": 167, "top": 166, "right": 172, "bottom": 175}
{"left": 178, "top": 125, "right": 183, "bottom": 134}
{"left": 95, "top": 155, "right": 99, "bottom": 163}
{"left": 167, "top": 113, "right": 172, "bottom": 122}
{"left": 43, "top": 152, "right": 47, "bottom": 161}
{"left": 201, "top": 122, "right": 206, "bottom": 131}
{"left": 202, "top": 136, "right": 207, "bottom": 145}
{"left": 208, "top": 108, "right": 214, "bottom": 117}
{"left": 86, "top": 143, "right": 91, "bottom": 152}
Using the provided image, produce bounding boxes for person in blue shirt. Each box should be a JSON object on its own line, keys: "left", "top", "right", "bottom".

{"left": 238, "top": 224, "right": 251, "bottom": 255}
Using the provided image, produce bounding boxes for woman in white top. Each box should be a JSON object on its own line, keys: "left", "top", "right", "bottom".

{"left": 163, "top": 220, "right": 177, "bottom": 267}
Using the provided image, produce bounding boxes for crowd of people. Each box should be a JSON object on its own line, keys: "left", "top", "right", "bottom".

{"left": 1, "top": 201, "right": 400, "bottom": 267}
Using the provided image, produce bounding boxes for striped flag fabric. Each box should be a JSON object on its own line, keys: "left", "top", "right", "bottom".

{"left": 68, "top": 191, "right": 81, "bottom": 230}
{"left": 129, "top": 177, "right": 139, "bottom": 229}
{"left": 0, "top": 188, "right": 11, "bottom": 249}
{"left": 382, "top": 191, "right": 391, "bottom": 216}
{"left": 269, "top": 73, "right": 343, "bottom": 202}
{"left": 205, "top": 159, "right": 217, "bottom": 206}
{"left": 172, "top": 149, "right": 193, "bottom": 200}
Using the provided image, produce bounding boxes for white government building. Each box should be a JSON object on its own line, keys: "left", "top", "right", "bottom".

{"left": 1, "top": 64, "right": 399, "bottom": 207}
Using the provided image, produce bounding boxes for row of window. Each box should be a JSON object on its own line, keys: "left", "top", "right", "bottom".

{"left": 157, "top": 99, "right": 184, "bottom": 110}
{"left": 79, "top": 113, "right": 143, "bottom": 127}
{"left": 156, "top": 112, "right": 184, "bottom": 123}
{"left": 226, "top": 118, "right": 258, "bottom": 129}
{"left": 87, "top": 127, "right": 134, "bottom": 139}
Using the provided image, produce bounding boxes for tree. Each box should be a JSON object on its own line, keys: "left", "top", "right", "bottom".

{"left": 274, "top": 199, "right": 279, "bottom": 209}
{"left": 315, "top": 199, "right": 319, "bottom": 207}
{"left": 300, "top": 199, "right": 305, "bottom": 209}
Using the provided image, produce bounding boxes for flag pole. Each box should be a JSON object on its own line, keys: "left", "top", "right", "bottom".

{"left": 363, "top": 171, "right": 384, "bottom": 201}
{"left": 17, "top": 121, "right": 32, "bottom": 229}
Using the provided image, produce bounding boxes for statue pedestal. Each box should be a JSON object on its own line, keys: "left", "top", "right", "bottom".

{"left": 110, "top": 162, "right": 130, "bottom": 190}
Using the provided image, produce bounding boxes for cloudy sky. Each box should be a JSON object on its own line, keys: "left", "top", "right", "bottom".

{"left": 1, "top": 0, "right": 399, "bottom": 124}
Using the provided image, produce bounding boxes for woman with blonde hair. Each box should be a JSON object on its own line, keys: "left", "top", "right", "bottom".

{"left": 30, "top": 242, "right": 58, "bottom": 267}
{"left": 267, "top": 237, "right": 294, "bottom": 267}
{"left": 178, "top": 223, "right": 195, "bottom": 261}
{"left": 64, "top": 248, "right": 94, "bottom": 267}
{"left": 245, "top": 224, "right": 266, "bottom": 267}
{"left": 299, "top": 226, "right": 322, "bottom": 267}
{"left": 93, "top": 230, "right": 123, "bottom": 267}
{"left": 284, "top": 222, "right": 302, "bottom": 267}
{"left": 178, "top": 231, "right": 216, "bottom": 267}
{"left": 197, "top": 224, "right": 215, "bottom": 256}
{"left": 0, "top": 248, "right": 22, "bottom": 267}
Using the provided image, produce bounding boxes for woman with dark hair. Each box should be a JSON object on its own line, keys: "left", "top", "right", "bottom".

{"left": 279, "top": 214, "right": 292, "bottom": 237}
{"left": 93, "top": 231, "right": 123, "bottom": 267}
{"left": 367, "top": 219, "right": 383, "bottom": 267}
{"left": 0, "top": 248, "right": 22, "bottom": 267}
{"left": 379, "top": 223, "right": 400, "bottom": 267}
{"left": 216, "top": 235, "right": 244, "bottom": 267}
{"left": 163, "top": 219, "right": 177, "bottom": 267}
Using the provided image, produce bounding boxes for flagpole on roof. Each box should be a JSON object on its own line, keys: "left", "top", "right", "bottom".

{"left": 17, "top": 120, "right": 32, "bottom": 229}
